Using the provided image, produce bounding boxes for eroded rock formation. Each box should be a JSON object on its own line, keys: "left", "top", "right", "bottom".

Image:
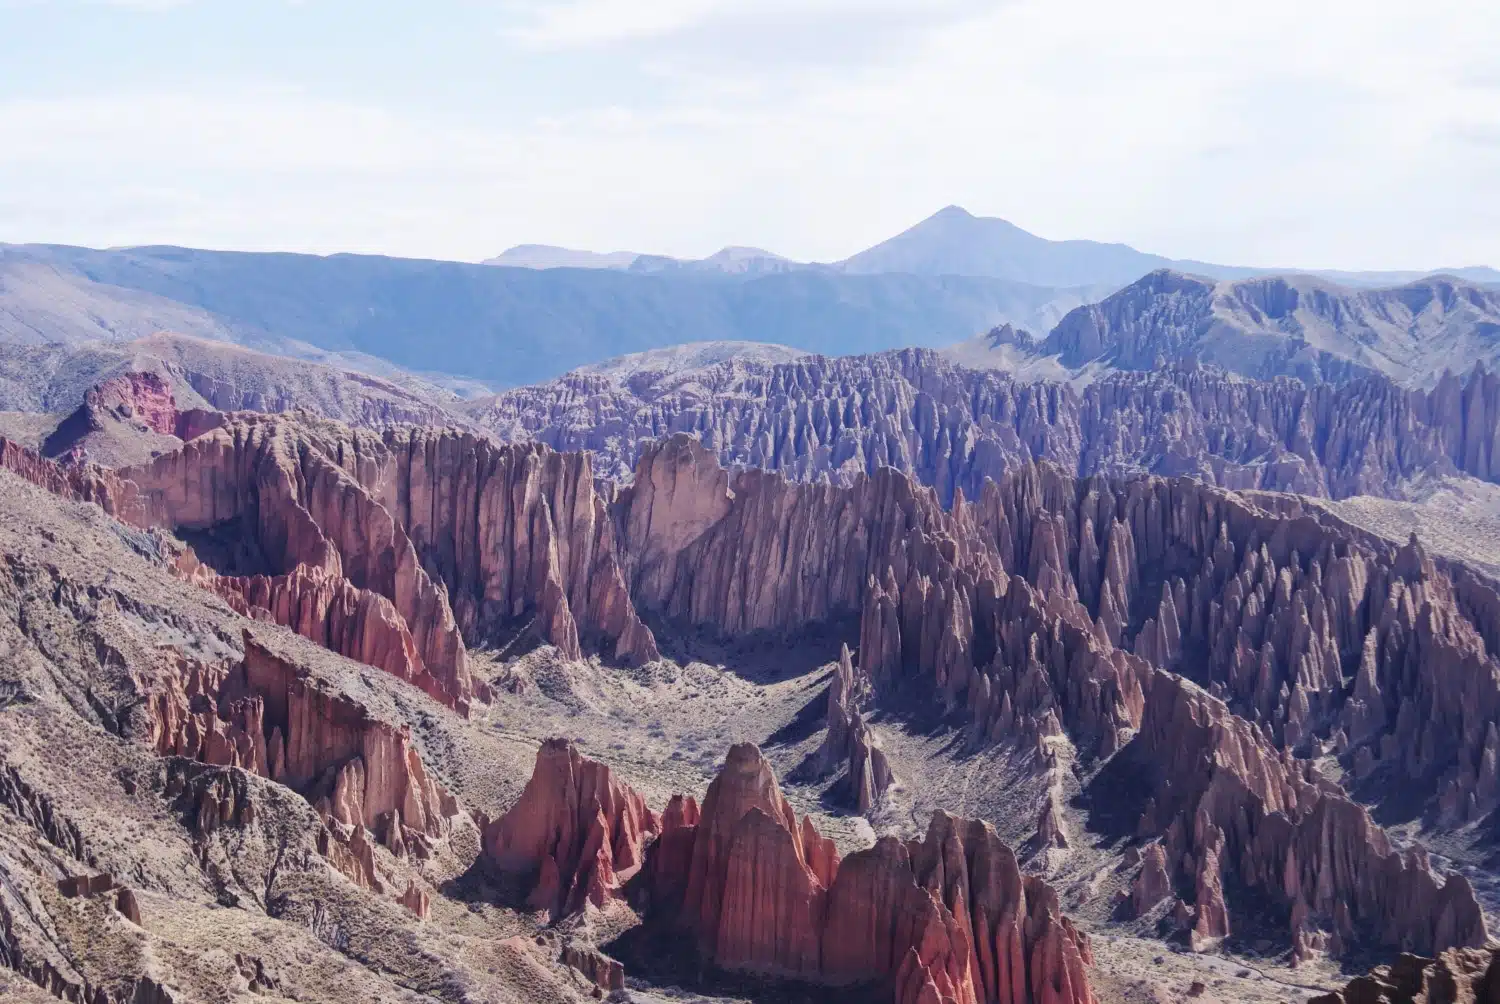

{"left": 817, "top": 644, "right": 895, "bottom": 813}
{"left": 144, "top": 631, "right": 461, "bottom": 867}
{"left": 483, "top": 738, "right": 660, "bottom": 918}
{"left": 122, "top": 417, "right": 663, "bottom": 711}
{"left": 649, "top": 743, "right": 1095, "bottom": 1004}
{"left": 0, "top": 437, "right": 147, "bottom": 523}
{"left": 1311, "top": 948, "right": 1500, "bottom": 1004}
{"left": 122, "top": 416, "right": 475, "bottom": 710}
{"left": 1137, "top": 673, "right": 1485, "bottom": 957}
{"left": 477, "top": 348, "right": 1500, "bottom": 504}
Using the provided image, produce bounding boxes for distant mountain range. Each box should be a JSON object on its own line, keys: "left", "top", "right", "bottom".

{"left": 3, "top": 206, "right": 1496, "bottom": 390}
{"left": 0, "top": 243, "right": 1098, "bottom": 386}
{"left": 487, "top": 205, "right": 1500, "bottom": 289}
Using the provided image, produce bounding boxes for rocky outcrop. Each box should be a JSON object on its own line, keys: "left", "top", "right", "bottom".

{"left": 648, "top": 743, "right": 1094, "bottom": 1004}
{"left": 1126, "top": 844, "right": 1172, "bottom": 918}
{"left": 55, "top": 872, "right": 142, "bottom": 927}
{"left": 1310, "top": 948, "right": 1500, "bottom": 1004}
{"left": 145, "top": 632, "right": 460, "bottom": 859}
{"left": 561, "top": 943, "right": 626, "bottom": 994}
{"left": 28, "top": 369, "right": 227, "bottom": 469}
{"left": 0, "top": 333, "right": 469, "bottom": 431}
{"left": 483, "top": 738, "right": 659, "bottom": 918}
{"left": 0, "top": 437, "right": 146, "bottom": 524}
{"left": 1135, "top": 673, "right": 1486, "bottom": 958}
{"left": 476, "top": 346, "right": 1500, "bottom": 504}
{"left": 817, "top": 644, "right": 895, "bottom": 813}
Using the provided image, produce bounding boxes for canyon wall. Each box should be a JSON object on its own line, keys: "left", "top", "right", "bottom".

{"left": 608, "top": 436, "right": 1494, "bottom": 958}
{"left": 0, "top": 436, "right": 147, "bottom": 523}
{"left": 120, "top": 416, "right": 476, "bottom": 712}
{"left": 11, "top": 408, "right": 1496, "bottom": 968}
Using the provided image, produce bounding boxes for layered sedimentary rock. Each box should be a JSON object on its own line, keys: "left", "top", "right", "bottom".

{"left": 145, "top": 631, "right": 460, "bottom": 862}
{"left": 483, "top": 738, "right": 660, "bottom": 918}
{"left": 644, "top": 743, "right": 1094, "bottom": 1004}
{"left": 1311, "top": 948, "right": 1500, "bottom": 1004}
{"left": 476, "top": 347, "right": 1500, "bottom": 504}
{"left": 615, "top": 432, "right": 1003, "bottom": 649}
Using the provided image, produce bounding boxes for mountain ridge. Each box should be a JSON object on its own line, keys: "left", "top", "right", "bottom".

{"left": 962, "top": 268, "right": 1500, "bottom": 389}
{"left": 485, "top": 204, "right": 1500, "bottom": 288}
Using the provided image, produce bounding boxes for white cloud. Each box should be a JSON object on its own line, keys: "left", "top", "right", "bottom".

{"left": 0, "top": 0, "right": 1497, "bottom": 269}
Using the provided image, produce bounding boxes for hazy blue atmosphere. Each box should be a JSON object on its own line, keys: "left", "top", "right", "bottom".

{"left": 3, "top": 0, "right": 1497, "bottom": 270}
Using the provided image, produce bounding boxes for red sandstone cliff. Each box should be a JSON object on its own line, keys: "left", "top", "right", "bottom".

{"left": 121, "top": 417, "right": 474, "bottom": 709}
{"left": 11, "top": 406, "right": 1498, "bottom": 968}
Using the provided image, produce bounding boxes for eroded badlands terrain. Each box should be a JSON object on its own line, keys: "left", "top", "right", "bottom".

{"left": 2, "top": 353, "right": 1500, "bottom": 1004}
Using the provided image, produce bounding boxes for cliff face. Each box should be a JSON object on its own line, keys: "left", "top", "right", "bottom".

{"left": 474, "top": 347, "right": 1500, "bottom": 504}
{"left": 363, "top": 427, "right": 657, "bottom": 665}
{"left": 119, "top": 416, "right": 476, "bottom": 712}
{"left": 602, "top": 435, "right": 1494, "bottom": 957}
{"left": 669, "top": 745, "right": 1094, "bottom": 1004}
{"left": 842, "top": 460, "right": 1494, "bottom": 955}
{"left": 10, "top": 404, "right": 1496, "bottom": 977}
{"left": 0, "top": 437, "right": 147, "bottom": 524}
{"left": 122, "top": 417, "right": 660, "bottom": 709}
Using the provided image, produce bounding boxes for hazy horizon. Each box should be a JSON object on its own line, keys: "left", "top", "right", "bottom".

{"left": 2, "top": 1, "right": 1497, "bottom": 272}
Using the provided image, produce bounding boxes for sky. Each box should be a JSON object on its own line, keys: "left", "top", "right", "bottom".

{"left": 1, "top": 0, "right": 1497, "bottom": 269}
